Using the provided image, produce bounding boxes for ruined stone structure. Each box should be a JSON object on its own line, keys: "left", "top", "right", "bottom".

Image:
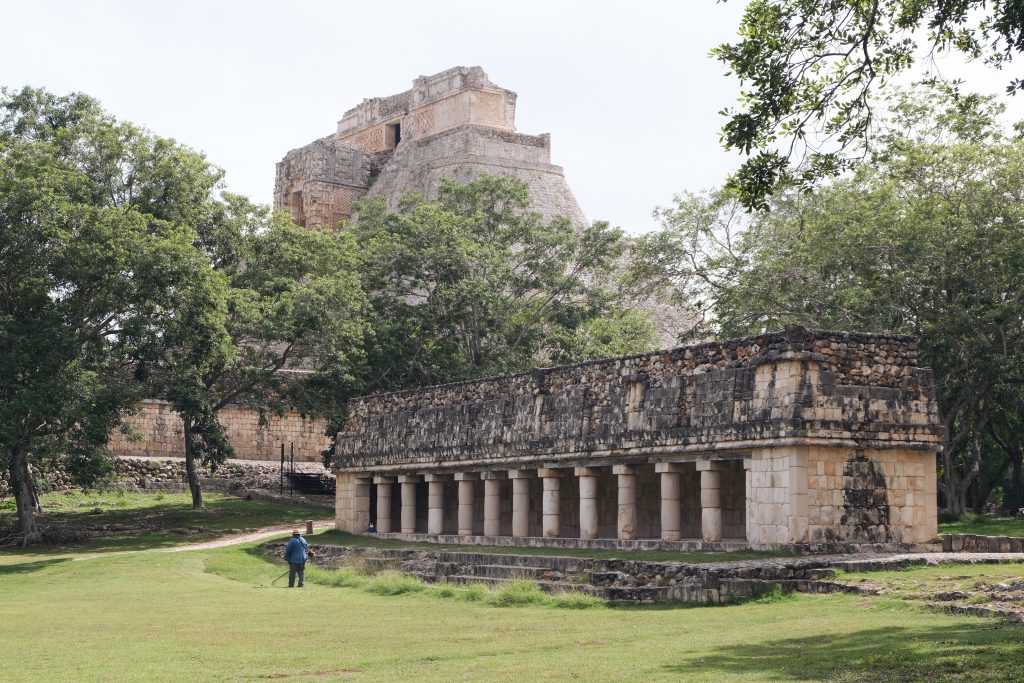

{"left": 274, "top": 66, "right": 586, "bottom": 227}
{"left": 333, "top": 327, "right": 944, "bottom": 551}
{"left": 109, "top": 400, "right": 328, "bottom": 463}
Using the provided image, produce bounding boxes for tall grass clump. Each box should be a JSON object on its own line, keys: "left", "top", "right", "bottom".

{"left": 549, "top": 590, "right": 605, "bottom": 609}
{"left": 307, "top": 565, "right": 366, "bottom": 589}
{"left": 743, "top": 586, "right": 796, "bottom": 604}
{"left": 486, "top": 580, "right": 548, "bottom": 607}
{"left": 364, "top": 570, "right": 426, "bottom": 596}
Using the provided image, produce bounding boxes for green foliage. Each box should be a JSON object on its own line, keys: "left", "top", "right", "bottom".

{"left": 0, "top": 87, "right": 221, "bottom": 538}
{"left": 715, "top": 0, "right": 1024, "bottom": 209}
{"left": 485, "top": 579, "right": 549, "bottom": 607}
{"left": 352, "top": 176, "right": 657, "bottom": 391}
{"left": 548, "top": 590, "right": 606, "bottom": 609}
{"left": 155, "top": 189, "right": 369, "bottom": 507}
{"left": 363, "top": 570, "right": 427, "bottom": 596}
{"left": 637, "top": 85, "right": 1024, "bottom": 515}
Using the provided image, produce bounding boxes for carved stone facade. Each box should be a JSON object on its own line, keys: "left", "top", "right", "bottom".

{"left": 108, "top": 399, "right": 329, "bottom": 463}
{"left": 274, "top": 66, "right": 586, "bottom": 227}
{"left": 333, "top": 327, "right": 944, "bottom": 551}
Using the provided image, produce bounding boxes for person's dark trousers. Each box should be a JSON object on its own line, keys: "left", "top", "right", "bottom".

{"left": 288, "top": 562, "right": 305, "bottom": 587}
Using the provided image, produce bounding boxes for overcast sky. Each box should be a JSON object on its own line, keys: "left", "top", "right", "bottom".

{"left": 4, "top": 1, "right": 1022, "bottom": 233}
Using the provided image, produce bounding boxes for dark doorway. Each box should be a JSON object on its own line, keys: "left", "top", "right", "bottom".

{"left": 386, "top": 122, "right": 401, "bottom": 148}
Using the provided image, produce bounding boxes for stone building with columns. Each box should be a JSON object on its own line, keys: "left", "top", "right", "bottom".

{"left": 332, "top": 328, "right": 943, "bottom": 552}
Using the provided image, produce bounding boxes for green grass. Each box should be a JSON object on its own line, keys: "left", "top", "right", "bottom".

{"left": 2, "top": 542, "right": 1023, "bottom": 682}
{"left": 209, "top": 542, "right": 605, "bottom": 609}
{"left": 836, "top": 562, "right": 1024, "bottom": 601}
{"left": 939, "top": 514, "right": 1024, "bottom": 537}
{"left": 312, "top": 529, "right": 788, "bottom": 564}
{"left": 0, "top": 490, "right": 324, "bottom": 552}
{"left": 1, "top": 492, "right": 1022, "bottom": 681}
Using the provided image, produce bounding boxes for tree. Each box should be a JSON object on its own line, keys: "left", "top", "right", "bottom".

{"left": 352, "top": 176, "right": 657, "bottom": 391}
{"left": 0, "top": 88, "right": 219, "bottom": 542}
{"left": 157, "top": 195, "right": 368, "bottom": 508}
{"left": 715, "top": 0, "right": 1024, "bottom": 209}
{"left": 636, "top": 87, "right": 1024, "bottom": 515}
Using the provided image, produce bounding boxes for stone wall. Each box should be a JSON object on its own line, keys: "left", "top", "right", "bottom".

{"left": 335, "top": 326, "right": 943, "bottom": 471}
{"left": 336, "top": 66, "right": 517, "bottom": 147}
{"left": 109, "top": 399, "right": 329, "bottom": 463}
{"left": 274, "top": 136, "right": 368, "bottom": 227}
{"left": 365, "top": 124, "right": 586, "bottom": 226}
{"left": 0, "top": 456, "right": 331, "bottom": 499}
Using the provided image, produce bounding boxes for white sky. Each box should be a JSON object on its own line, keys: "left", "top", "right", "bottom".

{"left": 4, "top": 0, "right": 1022, "bottom": 233}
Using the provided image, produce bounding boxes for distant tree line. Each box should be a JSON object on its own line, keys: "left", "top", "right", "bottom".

{"left": 632, "top": 85, "right": 1024, "bottom": 517}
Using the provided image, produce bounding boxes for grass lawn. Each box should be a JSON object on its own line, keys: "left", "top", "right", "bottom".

{"left": 2, "top": 492, "right": 1023, "bottom": 681}
{"left": 837, "top": 562, "right": 1024, "bottom": 601}
{"left": 311, "top": 529, "right": 789, "bottom": 564}
{"left": 2, "top": 535, "right": 1023, "bottom": 682}
{"left": 939, "top": 515, "right": 1024, "bottom": 538}
{"left": 0, "top": 490, "right": 324, "bottom": 551}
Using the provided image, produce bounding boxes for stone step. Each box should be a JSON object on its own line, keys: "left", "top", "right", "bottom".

{"left": 436, "top": 574, "right": 675, "bottom": 604}
{"left": 440, "top": 575, "right": 584, "bottom": 594}
{"left": 433, "top": 551, "right": 596, "bottom": 571}
{"left": 457, "top": 564, "right": 572, "bottom": 581}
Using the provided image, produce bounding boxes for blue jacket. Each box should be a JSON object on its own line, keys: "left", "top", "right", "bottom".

{"left": 284, "top": 536, "right": 308, "bottom": 564}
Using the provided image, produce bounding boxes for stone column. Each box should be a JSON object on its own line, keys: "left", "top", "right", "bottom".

{"left": 336, "top": 474, "right": 373, "bottom": 533}
{"left": 424, "top": 474, "right": 447, "bottom": 536}
{"left": 373, "top": 475, "right": 396, "bottom": 534}
{"left": 576, "top": 466, "right": 600, "bottom": 540}
{"left": 613, "top": 465, "right": 637, "bottom": 540}
{"left": 698, "top": 460, "right": 723, "bottom": 542}
{"left": 509, "top": 469, "right": 535, "bottom": 538}
{"left": 454, "top": 472, "right": 476, "bottom": 536}
{"left": 657, "top": 463, "right": 683, "bottom": 541}
{"left": 538, "top": 468, "right": 561, "bottom": 538}
{"left": 482, "top": 471, "right": 506, "bottom": 537}
{"left": 398, "top": 474, "right": 421, "bottom": 534}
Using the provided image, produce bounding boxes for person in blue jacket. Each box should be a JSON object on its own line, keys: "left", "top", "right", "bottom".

{"left": 283, "top": 530, "right": 311, "bottom": 588}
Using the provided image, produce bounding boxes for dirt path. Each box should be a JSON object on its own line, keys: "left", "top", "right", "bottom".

{"left": 164, "top": 519, "right": 335, "bottom": 552}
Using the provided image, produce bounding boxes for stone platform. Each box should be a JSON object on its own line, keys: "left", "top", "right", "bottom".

{"left": 288, "top": 542, "right": 1024, "bottom": 605}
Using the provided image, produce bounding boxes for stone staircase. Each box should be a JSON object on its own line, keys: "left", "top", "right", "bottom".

{"left": 300, "top": 545, "right": 842, "bottom": 604}
{"left": 266, "top": 543, "right": 1024, "bottom": 605}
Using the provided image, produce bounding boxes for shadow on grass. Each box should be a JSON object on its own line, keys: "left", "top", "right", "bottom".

{"left": 0, "top": 558, "right": 72, "bottom": 575}
{"left": 661, "top": 624, "right": 1024, "bottom": 682}
{"left": 0, "top": 494, "right": 318, "bottom": 554}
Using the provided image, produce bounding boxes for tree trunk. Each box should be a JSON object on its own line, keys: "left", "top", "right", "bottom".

{"left": 1004, "top": 445, "right": 1023, "bottom": 515}
{"left": 939, "top": 440, "right": 981, "bottom": 518}
{"left": 9, "top": 444, "right": 40, "bottom": 545}
{"left": 182, "top": 416, "right": 204, "bottom": 510}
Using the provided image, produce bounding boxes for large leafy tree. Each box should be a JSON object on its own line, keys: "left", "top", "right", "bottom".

{"left": 353, "top": 176, "right": 657, "bottom": 391}
{"left": 0, "top": 88, "right": 220, "bottom": 541}
{"left": 158, "top": 195, "right": 368, "bottom": 509}
{"left": 634, "top": 87, "right": 1024, "bottom": 515}
{"left": 716, "top": 0, "right": 1024, "bottom": 209}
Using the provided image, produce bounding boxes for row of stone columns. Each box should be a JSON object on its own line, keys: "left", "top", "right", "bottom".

{"left": 371, "top": 461, "right": 729, "bottom": 542}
